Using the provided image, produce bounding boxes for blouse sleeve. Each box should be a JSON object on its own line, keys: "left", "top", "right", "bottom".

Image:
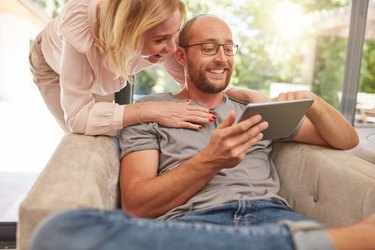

{"left": 58, "top": 0, "right": 93, "bottom": 53}
{"left": 60, "top": 37, "right": 124, "bottom": 136}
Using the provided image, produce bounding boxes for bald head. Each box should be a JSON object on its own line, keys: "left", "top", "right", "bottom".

{"left": 178, "top": 15, "right": 233, "bottom": 48}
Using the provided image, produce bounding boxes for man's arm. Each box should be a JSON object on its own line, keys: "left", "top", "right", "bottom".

{"left": 274, "top": 91, "right": 359, "bottom": 150}
{"left": 120, "top": 112, "right": 268, "bottom": 218}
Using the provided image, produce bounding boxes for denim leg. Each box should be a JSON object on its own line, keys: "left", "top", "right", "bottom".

{"left": 173, "top": 199, "right": 310, "bottom": 227}
{"left": 29, "top": 208, "right": 296, "bottom": 250}
{"left": 173, "top": 201, "right": 239, "bottom": 225}
{"left": 235, "top": 199, "right": 310, "bottom": 226}
{"left": 173, "top": 200, "right": 333, "bottom": 250}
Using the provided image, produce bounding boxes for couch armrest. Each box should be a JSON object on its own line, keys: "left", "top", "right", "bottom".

{"left": 17, "top": 133, "right": 120, "bottom": 250}
{"left": 272, "top": 142, "right": 375, "bottom": 227}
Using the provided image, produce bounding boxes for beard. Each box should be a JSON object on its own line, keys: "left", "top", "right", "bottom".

{"left": 186, "top": 60, "right": 231, "bottom": 94}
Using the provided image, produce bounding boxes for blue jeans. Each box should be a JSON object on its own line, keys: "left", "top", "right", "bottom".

{"left": 28, "top": 200, "right": 333, "bottom": 250}
{"left": 174, "top": 199, "right": 308, "bottom": 226}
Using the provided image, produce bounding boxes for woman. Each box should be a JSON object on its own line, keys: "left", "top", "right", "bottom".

{"left": 29, "top": 0, "right": 257, "bottom": 136}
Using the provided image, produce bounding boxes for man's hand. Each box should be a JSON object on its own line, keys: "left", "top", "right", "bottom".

{"left": 272, "top": 90, "right": 318, "bottom": 117}
{"left": 198, "top": 111, "right": 269, "bottom": 171}
{"left": 273, "top": 90, "right": 358, "bottom": 150}
{"left": 272, "top": 90, "right": 316, "bottom": 102}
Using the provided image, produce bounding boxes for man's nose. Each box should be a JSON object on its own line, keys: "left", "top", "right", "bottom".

{"left": 214, "top": 46, "right": 228, "bottom": 62}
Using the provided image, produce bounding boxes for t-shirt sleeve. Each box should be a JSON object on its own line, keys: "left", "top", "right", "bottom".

{"left": 276, "top": 117, "right": 306, "bottom": 142}
{"left": 119, "top": 123, "right": 160, "bottom": 160}
{"left": 119, "top": 96, "right": 169, "bottom": 159}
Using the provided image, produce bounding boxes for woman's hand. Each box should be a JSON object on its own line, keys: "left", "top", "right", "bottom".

{"left": 141, "top": 100, "right": 216, "bottom": 130}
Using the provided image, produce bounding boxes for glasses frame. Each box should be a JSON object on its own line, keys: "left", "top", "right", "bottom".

{"left": 183, "top": 43, "right": 239, "bottom": 56}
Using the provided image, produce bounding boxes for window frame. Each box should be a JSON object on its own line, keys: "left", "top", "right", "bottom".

{"left": 340, "top": 0, "right": 370, "bottom": 124}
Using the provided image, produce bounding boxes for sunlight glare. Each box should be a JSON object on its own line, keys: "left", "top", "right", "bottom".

{"left": 271, "top": 2, "right": 311, "bottom": 41}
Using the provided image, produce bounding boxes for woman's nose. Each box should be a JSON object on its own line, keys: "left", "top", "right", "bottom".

{"left": 165, "top": 39, "right": 177, "bottom": 53}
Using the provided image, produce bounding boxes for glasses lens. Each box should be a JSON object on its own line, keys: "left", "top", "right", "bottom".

{"left": 224, "top": 45, "right": 238, "bottom": 56}
{"left": 200, "top": 44, "right": 238, "bottom": 56}
{"left": 201, "top": 44, "right": 219, "bottom": 55}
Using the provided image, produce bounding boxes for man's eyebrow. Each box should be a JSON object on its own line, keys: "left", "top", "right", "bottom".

{"left": 199, "top": 38, "right": 234, "bottom": 44}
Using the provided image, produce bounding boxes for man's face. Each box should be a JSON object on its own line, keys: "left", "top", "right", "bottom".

{"left": 184, "top": 17, "right": 235, "bottom": 93}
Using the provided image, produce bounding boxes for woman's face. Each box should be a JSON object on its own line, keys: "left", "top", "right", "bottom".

{"left": 141, "top": 10, "right": 181, "bottom": 63}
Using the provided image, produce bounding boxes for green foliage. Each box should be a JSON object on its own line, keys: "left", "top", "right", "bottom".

{"left": 360, "top": 41, "right": 375, "bottom": 93}
{"left": 33, "top": 0, "right": 47, "bottom": 9}
{"left": 312, "top": 36, "right": 347, "bottom": 108}
{"left": 32, "top": 0, "right": 69, "bottom": 18}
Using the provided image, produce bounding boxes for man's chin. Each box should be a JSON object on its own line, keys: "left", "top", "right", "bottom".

{"left": 195, "top": 82, "right": 228, "bottom": 94}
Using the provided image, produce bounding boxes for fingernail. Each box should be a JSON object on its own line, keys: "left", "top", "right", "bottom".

{"left": 209, "top": 118, "right": 213, "bottom": 122}
{"left": 199, "top": 126, "right": 203, "bottom": 129}
{"left": 212, "top": 115, "right": 217, "bottom": 119}
{"left": 209, "top": 110, "right": 213, "bottom": 114}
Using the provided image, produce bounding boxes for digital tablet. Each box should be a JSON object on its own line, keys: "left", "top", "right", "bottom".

{"left": 238, "top": 99, "right": 314, "bottom": 141}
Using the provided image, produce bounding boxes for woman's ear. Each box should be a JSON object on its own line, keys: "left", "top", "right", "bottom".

{"left": 175, "top": 47, "right": 187, "bottom": 66}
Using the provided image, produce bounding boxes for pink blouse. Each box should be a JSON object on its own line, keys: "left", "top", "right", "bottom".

{"left": 40, "top": 0, "right": 185, "bottom": 136}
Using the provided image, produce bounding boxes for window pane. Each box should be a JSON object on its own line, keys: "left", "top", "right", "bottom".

{"left": 0, "top": 0, "right": 64, "bottom": 223}
{"left": 356, "top": 2, "right": 375, "bottom": 127}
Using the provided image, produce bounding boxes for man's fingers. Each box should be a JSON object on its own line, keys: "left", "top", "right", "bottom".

{"left": 217, "top": 113, "right": 264, "bottom": 140}
{"left": 231, "top": 121, "right": 268, "bottom": 148}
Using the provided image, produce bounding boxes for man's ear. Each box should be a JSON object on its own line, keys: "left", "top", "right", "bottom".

{"left": 175, "top": 47, "right": 187, "bottom": 66}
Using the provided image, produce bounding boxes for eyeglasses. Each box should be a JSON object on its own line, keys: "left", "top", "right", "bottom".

{"left": 183, "top": 43, "right": 239, "bottom": 56}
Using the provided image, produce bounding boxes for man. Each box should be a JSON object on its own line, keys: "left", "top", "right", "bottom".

{"left": 29, "top": 15, "right": 375, "bottom": 250}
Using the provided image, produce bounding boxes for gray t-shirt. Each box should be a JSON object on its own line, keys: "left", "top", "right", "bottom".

{"left": 120, "top": 93, "right": 291, "bottom": 220}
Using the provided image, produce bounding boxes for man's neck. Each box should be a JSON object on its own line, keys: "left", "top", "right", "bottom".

{"left": 174, "top": 88, "right": 225, "bottom": 108}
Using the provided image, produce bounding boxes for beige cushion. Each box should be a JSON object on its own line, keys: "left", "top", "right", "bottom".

{"left": 348, "top": 128, "right": 375, "bottom": 164}
{"left": 272, "top": 142, "right": 375, "bottom": 226}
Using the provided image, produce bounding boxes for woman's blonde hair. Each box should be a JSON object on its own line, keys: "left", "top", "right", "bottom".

{"left": 97, "top": 0, "right": 186, "bottom": 82}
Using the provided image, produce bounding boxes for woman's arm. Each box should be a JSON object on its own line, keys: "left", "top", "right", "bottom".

{"left": 60, "top": 40, "right": 125, "bottom": 136}
{"left": 60, "top": 44, "right": 216, "bottom": 135}
{"left": 123, "top": 101, "right": 215, "bottom": 131}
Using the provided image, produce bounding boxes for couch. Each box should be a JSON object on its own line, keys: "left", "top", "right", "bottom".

{"left": 17, "top": 133, "right": 375, "bottom": 250}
